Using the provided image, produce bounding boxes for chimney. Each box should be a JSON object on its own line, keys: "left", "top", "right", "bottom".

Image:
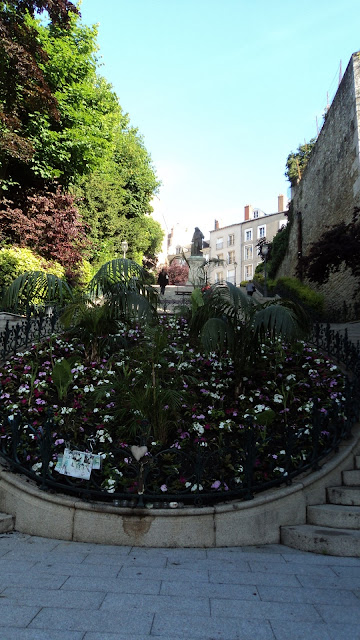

{"left": 244, "top": 205, "right": 252, "bottom": 221}
{"left": 214, "top": 219, "right": 219, "bottom": 230}
{"left": 278, "top": 194, "right": 285, "bottom": 212}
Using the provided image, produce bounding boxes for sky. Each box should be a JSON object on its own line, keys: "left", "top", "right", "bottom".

{"left": 79, "top": 0, "right": 360, "bottom": 240}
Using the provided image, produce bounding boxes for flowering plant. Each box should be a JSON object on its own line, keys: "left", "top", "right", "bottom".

{"left": 0, "top": 315, "right": 348, "bottom": 501}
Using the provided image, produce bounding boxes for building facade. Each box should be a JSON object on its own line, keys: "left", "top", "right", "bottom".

{"left": 209, "top": 196, "right": 287, "bottom": 285}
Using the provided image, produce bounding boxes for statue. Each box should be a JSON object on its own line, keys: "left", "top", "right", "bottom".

{"left": 191, "top": 227, "right": 204, "bottom": 256}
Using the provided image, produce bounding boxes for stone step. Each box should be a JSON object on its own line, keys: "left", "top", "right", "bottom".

{"left": 327, "top": 486, "right": 360, "bottom": 506}
{"left": 307, "top": 503, "right": 360, "bottom": 529}
{"left": 281, "top": 524, "right": 360, "bottom": 557}
{"left": 342, "top": 469, "right": 360, "bottom": 486}
{"left": 0, "top": 512, "right": 14, "bottom": 534}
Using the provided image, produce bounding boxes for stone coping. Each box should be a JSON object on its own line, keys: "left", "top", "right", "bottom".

{"left": 0, "top": 423, "right": 358, "bottom": 547}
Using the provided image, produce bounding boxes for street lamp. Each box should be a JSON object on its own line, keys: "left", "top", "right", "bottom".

{"left": 121, "top": 240, "right": 128, "bottom": 259}
{"left": 234, "top": 262, "right": 237, "bottom": 287}
{"left": 260, "top": 243, "right": 270, "bottom": 297}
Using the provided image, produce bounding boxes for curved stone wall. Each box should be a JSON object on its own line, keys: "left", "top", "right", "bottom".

{"left": 0, "top": 423, "right": 358, "bottom": 547}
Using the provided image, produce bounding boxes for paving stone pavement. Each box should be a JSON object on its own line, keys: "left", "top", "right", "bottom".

{"left": 0, "top": 533, "right": 359, "bottom": 639}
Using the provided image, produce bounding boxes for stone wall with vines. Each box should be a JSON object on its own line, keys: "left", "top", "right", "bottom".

{"left": 277, "top": 52, "right": 360, "bottom": 319}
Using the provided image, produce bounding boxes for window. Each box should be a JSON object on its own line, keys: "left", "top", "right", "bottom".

{"left": 227, "top": 234, "right": 235, "bottom": 246}
{"left": 244, "top": 265, "right": 253, "bottom": 280}
{"left": 227, "top": 251, "right": 235, "bottom": 264}
{"left": 278, "top": 219, "right": 287, "bottom": 229}
{"left": 175, "top": 245, "right": 182, "bottom": 254}
{"left": 253, "top": 210, "right": 259, "bottom": 219}
{"left": 244, "top": 229, "right": 252, "bottom": 241}
{"left": 227, "top": 269, "right": 235, "bottom": 285}
{"left": 216, "top": 253, "right": 223, "bottom": 261}
{"left": 216, "top": 237, "right": 224, "bottom": 249}
{"left": 215, "top": 272, "right": 223, "bottom": 283}
{"left": 258, "top": 225, "right": 266, "bottom": 239}
{"left": 244, "top": 245, "right": 253, "bottom": 260}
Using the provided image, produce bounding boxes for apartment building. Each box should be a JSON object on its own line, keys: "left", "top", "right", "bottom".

{"left": 209, "top": 195, "right": 288, "bottom": 285}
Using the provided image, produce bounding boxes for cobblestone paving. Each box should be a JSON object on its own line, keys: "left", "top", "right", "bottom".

{"left": 0, "top": 533, "right": 359, "bottom": 639}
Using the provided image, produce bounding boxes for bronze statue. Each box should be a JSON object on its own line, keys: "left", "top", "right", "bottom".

{"left": 191, "top": 227, "right": 204, "bottom": 256}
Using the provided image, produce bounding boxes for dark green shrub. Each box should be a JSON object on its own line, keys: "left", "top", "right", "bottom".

{"left": 0, "top": 246, "right": 64, "bottom": 289}
{"left": 275, "top": 277, "right": 324, "bottom": 318}
{"left": 0, "top": 246, "right": 65, "bottom": 306}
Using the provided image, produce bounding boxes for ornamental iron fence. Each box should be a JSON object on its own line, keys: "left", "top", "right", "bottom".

{"left": 0, "top": 321, "right": 359, "bottom": 508}
{"left": 0, "top": 309, "right": 60, "bottom": 361}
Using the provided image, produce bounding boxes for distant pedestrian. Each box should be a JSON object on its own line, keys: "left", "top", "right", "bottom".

{"left": 246, "top": 281, "right": 256, "bottom": 296}
{"left": 158, "top": 268, "right": 169, "bottom": 295}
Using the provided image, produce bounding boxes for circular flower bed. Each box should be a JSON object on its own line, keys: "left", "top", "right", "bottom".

{"left": 0, "top": 315, "right": 348, "bottom": 503}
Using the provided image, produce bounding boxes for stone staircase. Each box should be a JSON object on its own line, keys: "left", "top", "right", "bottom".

{"left": 281, "top": 455, "right": 360, "bottom": 556}
{"left": 0, "top": 512, "right": 14, "bottom": 534}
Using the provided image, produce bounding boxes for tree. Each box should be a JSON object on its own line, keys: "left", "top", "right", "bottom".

{"left": 0, "top": 189, "right": 90, "bottom": 281}
{"left": 302, "top": 207, "right": 360, "bottom": 293}
{"left": 285, "top": 139, "right": 316, "bottom": 187}
{"left": 0, "top": 3, "right": 161, "bottom": 274}
{"left": 168, "top": 259, "right": 189, "bottom": 285}
{"left": 0, "top": 0, "right": 78, "bottom": 187}
{"left": 32, "top": 17, "right": 121, "bottom": 188}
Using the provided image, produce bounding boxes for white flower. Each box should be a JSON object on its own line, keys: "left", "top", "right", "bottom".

{"left": 84, "top": 385, "right": 95, "bottom": 393}
{"left": 254, "top": 404, "right": 266, "bottom": 413}
{"left": 192, "top": 422, "right": 204, "bottom": 435}
{"left": 191, "top": 483, "right": 203, "bottom": 492}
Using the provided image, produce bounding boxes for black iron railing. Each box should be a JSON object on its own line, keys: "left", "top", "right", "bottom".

{"left": 0, "top": 321, "right": 359, "bottom": 507}
{"left": 0, "top": 310, "right": 60, "bottom": 361}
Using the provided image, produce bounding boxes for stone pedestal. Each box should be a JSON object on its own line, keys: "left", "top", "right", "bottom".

{"left": 187, "top": 255, "right": 206, "bottom": 287}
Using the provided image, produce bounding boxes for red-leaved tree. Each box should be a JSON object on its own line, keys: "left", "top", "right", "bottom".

{"left": 302, "top": 207, "right": 360, "bottom": 293}
{"left": 168, "top": 260, "right": 189, "bottom": 285}
{"left": 0, "top": 189, "right": 90, "bottom": 281}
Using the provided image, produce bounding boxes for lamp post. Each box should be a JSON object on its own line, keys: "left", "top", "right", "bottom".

{"left": 260, "top": 243, "right": 269, "bottom": 297}
{"left": 121, "top": 240, "right": 128, "bottom": 259}
{"left": 234, "top": 262, "right": 237, "bottom": 287}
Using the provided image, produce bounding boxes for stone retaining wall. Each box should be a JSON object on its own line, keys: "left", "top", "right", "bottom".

{"left": 0, "top": 423, "right": 358, "bottom": 547}
{"left": 278, "top": 52, "right": 360, "bottom": 318}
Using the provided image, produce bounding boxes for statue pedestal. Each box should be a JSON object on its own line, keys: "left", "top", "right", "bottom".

{"left": 187, "top": 255, "right": 206, "bottom": 287}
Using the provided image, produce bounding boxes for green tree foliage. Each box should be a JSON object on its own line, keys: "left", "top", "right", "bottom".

{"left": 0, "top": 0, "right": 78, "bottom": 187}
{"left": 33, "top": 17, "right": 121, "bottom": 187}
{"left": 285, "top": 138, "right": 316, "bottom": 187}
{"left": 266, "top": 223, "right": 290, "bottom": 279}
{"left": 0, "top": 3, "right": 162, "bottom": 274}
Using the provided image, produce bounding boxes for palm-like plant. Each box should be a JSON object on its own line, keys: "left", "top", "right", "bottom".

{"left": 190, "top": 282, "right": 311, "bottom": 395}
{"left": 94, "top": 323, "right": 186, "bottom": 444}
{"left": 1, "top": 258, "right": 159, "bottom": 361}
{"left": 1, "top": 270, "right": 73, "bottom": 313}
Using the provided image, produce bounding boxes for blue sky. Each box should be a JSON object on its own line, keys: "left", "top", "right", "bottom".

{"left": 79, "top": 0, "right": 360, "bottom": 238}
